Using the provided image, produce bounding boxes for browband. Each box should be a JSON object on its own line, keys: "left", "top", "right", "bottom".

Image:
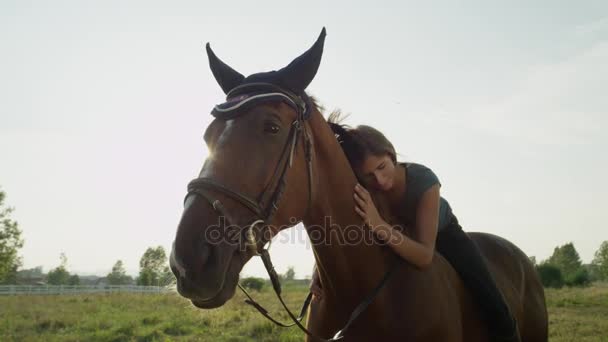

{"left": 211, "top": 82, "right": 311, "bottom": 120}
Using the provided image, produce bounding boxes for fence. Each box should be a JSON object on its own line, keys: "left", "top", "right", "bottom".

{"left": 0, "top": 285, "right": 172, "bottom": 296}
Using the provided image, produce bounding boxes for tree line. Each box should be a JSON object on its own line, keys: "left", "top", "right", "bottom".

{"left": 10, "top": 246, "right": 175, "bottom": 287}
{"left": 241, "top": 266, "right": 298, "bottom": 291}
{"left": 532, "top": 241, "right": 608, "bottom": 288}
{"left": 1, "top": 187, "right": 608, "bottom": 287}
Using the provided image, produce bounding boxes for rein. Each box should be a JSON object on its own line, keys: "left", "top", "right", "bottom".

{"left": 184, "top": 83, "right": 400, "bottom": 341}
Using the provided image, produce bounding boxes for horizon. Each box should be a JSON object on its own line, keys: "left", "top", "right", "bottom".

{"left": 1, "top": 0, "right": 607, "bottom": 279}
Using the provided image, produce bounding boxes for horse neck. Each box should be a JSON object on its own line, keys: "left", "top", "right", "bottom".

{"left": 303, "top": 111, "right": 392, "bottom": 303}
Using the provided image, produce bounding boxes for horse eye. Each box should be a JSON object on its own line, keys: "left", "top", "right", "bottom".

{"left": 263, "top": 122, "right": 280, "bottom": 134}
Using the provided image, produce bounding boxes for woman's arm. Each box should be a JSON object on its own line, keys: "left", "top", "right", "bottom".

{"left": 355, "top": 183, "right": 440, "bottom": 269}
{"left": 376, "top": 184, "right": 440, "bottom": 269}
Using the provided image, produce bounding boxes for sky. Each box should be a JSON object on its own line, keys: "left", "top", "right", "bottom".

{"left": 1, "top": 0, "right": 607, "bottom": 278}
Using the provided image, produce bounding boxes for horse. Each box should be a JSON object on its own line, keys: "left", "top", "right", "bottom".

{"left": 169, "top": 28, "right": 548, "bottom": 341}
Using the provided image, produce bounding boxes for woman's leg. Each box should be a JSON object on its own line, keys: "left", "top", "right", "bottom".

{"left": 435, "top": 217, "right": 519, "bottom": 342}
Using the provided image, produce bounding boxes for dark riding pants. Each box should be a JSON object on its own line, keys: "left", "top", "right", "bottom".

{"left": 435, "top": 216, "right": 518, "bottom": 341}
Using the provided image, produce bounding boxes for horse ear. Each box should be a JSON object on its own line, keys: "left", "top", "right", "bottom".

{"left": 206, "top": 43, "right": 245, "bottom": 94}
{"left": 277, "top": 27, "right": 327, "bottom": 93}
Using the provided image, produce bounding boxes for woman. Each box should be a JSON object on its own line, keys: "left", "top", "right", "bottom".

{"left": 309, "top": 114, "right": 520, "bottom": 342}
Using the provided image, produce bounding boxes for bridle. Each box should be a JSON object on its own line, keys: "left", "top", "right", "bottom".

{"left": 186, "top": 83, "right": 315, "bottom": 254}
{"left": 184, "top": 82, "right": 401, "bottom": 341}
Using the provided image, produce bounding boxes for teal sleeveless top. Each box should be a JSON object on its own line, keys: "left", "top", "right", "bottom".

{"left": 397, "top": 162, "right": 454, "bottom": 232}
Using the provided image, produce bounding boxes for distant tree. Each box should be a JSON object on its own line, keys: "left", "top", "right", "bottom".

{"left": 47, "top": 267, "right": 70, "bottom": 285}
{"left": 16, "top": 266, "right": 45, "bottom": 285}
{"left": 529, "top": 256, "right": 537, "bottom": 266}
{"left": 47, "top": 253, "right": 71, "bottom": 285}
{"left": 160, "top": 266, "right": 175, "bottom": 286}
{"left": 0, "top": 189, "right": 24, "bottom": 284}
{"left": 284, "top": 266, "right": 296, "bottom": 281}
{"left": 536, "top": 263, "right": 564, "bottom": 288}
{"left": 106, "top": 260, "right": 133, "bottom": 285}
{"left": 547, "top": 243, "right": 583, "bottom": 281}
{"left": 68, "top": 274, "right": 80, "bottom": 285}
{"left": 592, "top": 241, "right": 608, "bottom": 281}
{"left": 584, "top": 263, "right": 601, "bottom": 283}
{"left": 17, "top": 266, "right": 44, "bottom": 278}
{"left": 565, "top": 268, "right": 590, "bottom": 287}
{"left": 137, "top": 246, "right": 171, "bottom": 286}
{"left": 60, "top": 253, "right": 67, "bottom": 267}
{"left": 241, "top": 277, "right": 265, "bottom": 291}
{"left": 137, "top": 269, "right": 155, "bottom": 286}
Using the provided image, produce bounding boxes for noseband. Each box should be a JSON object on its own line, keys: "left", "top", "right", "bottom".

{"left": 183, "top": 83, "right": 400, "bottom": 341}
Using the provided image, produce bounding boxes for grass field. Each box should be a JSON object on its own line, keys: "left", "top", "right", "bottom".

{"left": 1, "top": 283, "right": 607, "bottom": 341}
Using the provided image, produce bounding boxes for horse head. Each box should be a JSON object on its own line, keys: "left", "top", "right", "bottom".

{"left": 170, "top": 29, "right": 330, "bottom": 309}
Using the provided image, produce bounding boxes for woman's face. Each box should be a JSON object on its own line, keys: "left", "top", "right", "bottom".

{"left": 357, "top": 154, "right": 396, "bottom": 192}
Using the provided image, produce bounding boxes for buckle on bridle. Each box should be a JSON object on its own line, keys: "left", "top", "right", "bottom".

{"left": 245, "top": 219, "right": 273, "bottom": 256}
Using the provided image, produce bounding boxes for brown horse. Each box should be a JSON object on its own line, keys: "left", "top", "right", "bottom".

{"left": 170, "top": 28, "right": 548, "bottom": 341}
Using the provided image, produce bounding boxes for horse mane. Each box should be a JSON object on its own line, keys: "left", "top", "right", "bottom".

{"left": 303, "top": 94, "right": 413, "bottom": 239}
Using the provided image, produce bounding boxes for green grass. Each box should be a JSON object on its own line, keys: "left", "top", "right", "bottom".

{"left": 545, "top": 284, "right": 608, "bottom": 341}
{"left": 0, "top": 286, "right": 309, "bottom": 342}
{"left": 1, "top": 284, "right": 607, "bottom": 341}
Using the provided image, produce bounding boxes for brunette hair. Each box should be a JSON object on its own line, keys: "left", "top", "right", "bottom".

{"left": 327, "top": 112, "right": 397, "bottom": 170}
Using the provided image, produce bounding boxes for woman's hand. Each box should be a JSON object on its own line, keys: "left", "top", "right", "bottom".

{"left": 310, "top": 269, "right": 323, "bottom": 301}
{"left": 353, "top": 183, "right": 384, "bottom": 230}
{"left": 310, "top": 281, "right": 323, "bottom": 302}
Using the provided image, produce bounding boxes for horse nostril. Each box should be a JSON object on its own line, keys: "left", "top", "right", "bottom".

{"left": 170, "top": 263, "right": 184, "bottom": 281}
{"left": 170, "top": 255, "right": 187, "bottom": 281}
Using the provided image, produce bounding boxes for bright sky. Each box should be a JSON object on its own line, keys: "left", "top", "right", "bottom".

{"left": 1, "top": 1, "right": 607, "bottom": 278}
